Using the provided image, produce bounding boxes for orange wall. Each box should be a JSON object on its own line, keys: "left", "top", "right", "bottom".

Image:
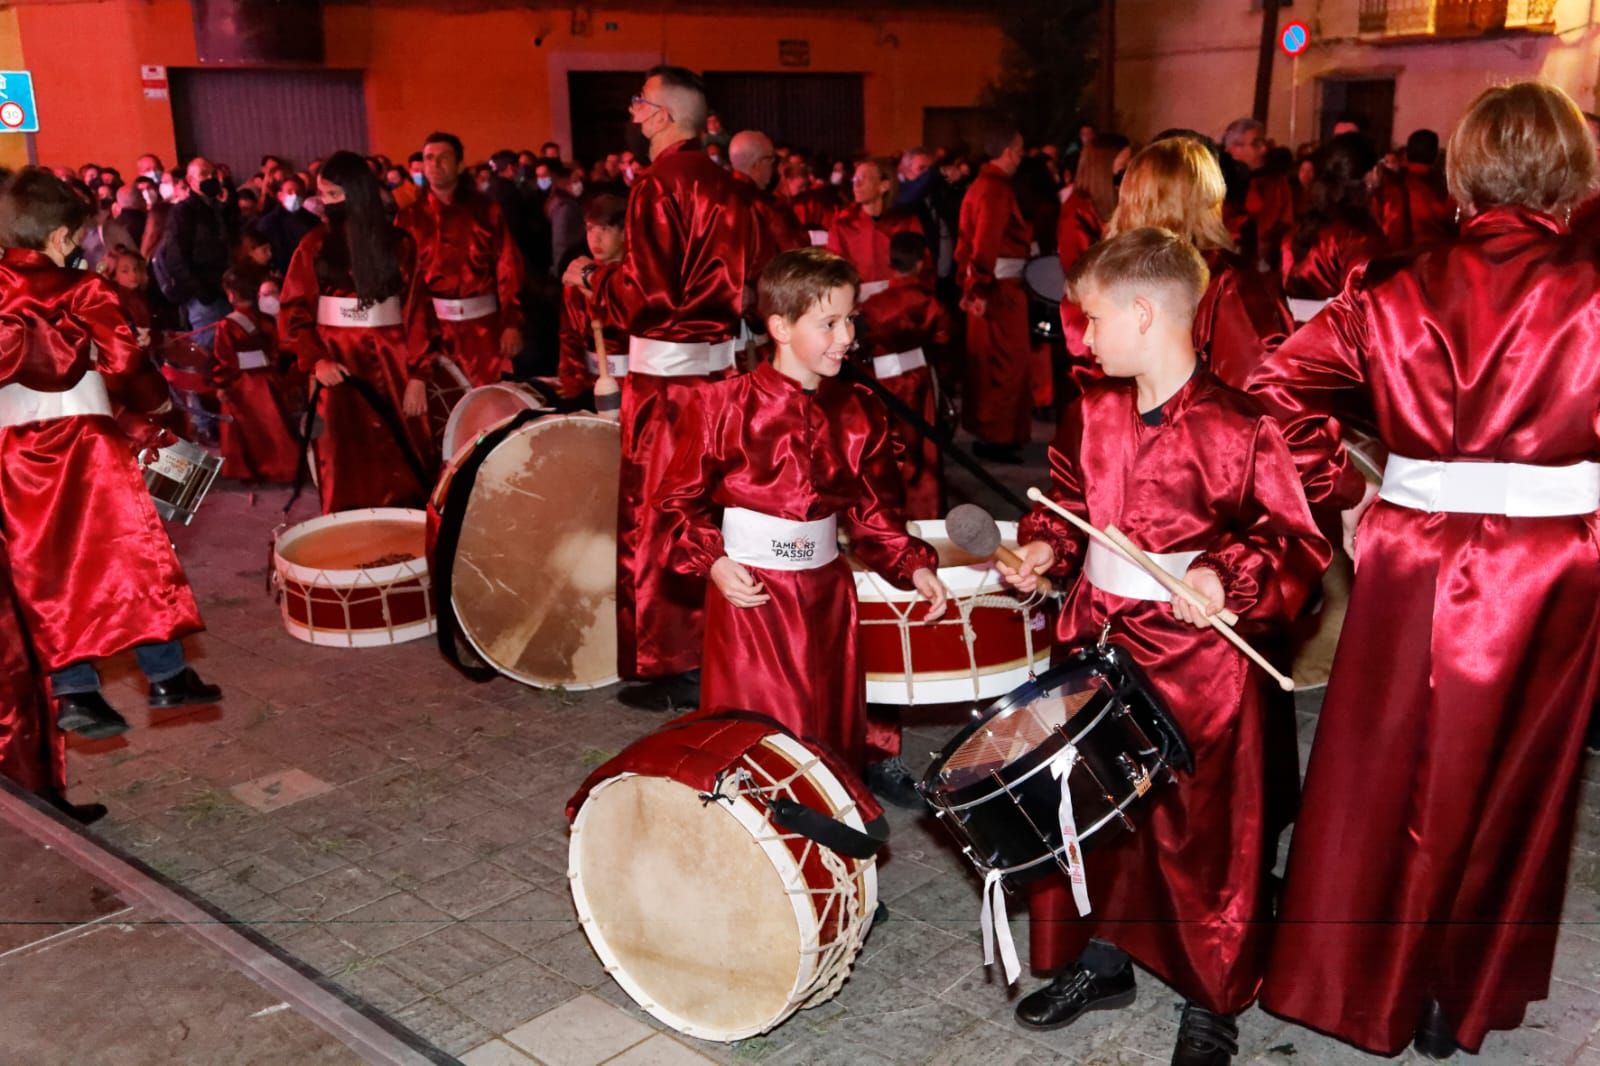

{"left": 13, "top": 0, "right": 1002, "bottom": 173}
{"left": 0, "top": 7, "right": 28, "bottom": 169}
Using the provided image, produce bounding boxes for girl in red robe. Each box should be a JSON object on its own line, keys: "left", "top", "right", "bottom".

{"left": 1248, "top": 82, "right": 1600, "bottom": 1058}
{"left": 657, "top": 249, "right": 948, "bottom": 781}
{"left": 213, "top": 268, "right": 299, "bottom": 484}
{"left": 1000, "top": 229, "right": 1328, "bottom": 1066}
{"left": 278, "top": 152, "right": 438, "bottom": 514}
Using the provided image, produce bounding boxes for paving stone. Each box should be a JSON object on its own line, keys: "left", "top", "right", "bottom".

{"left": 503, "top": 992, "right": 652, "bottom": 1065}
{"left": 467, "top": 887, "right": 578, "bottom": 954}
{"left": 361, "top": 837, "right": 483, "bottom": 887}
{"left": 528, "top": 927, "right": 610, "bottom": 989}
{"left": 378, "top": 922, "right": 516, "bottom": 994}
{"left": 607, "top": 1033, "right": 720, "bottom": 1066}
{"left": 391, "top": 996, "right": 495, "bottom": 1056}
{"left": 325, "top": 892, "right": 452, "bottom": 956}
{"left": 412, "top": 859, "right": 536, "bottom": 918}
{"left": 437, "top": 955, "right": 583, "bottom": 1033}
{"left": 231, "top": 768, "right": 335, "bottom": 813}
{"left": 459, "top": 1039, "right": 540, "bottom": 1066}
{"left": 333, "top": 960, "right": 429, "bottom": 1015}
{"left": 273, "top": 864, "right": 398, "bottom": 922}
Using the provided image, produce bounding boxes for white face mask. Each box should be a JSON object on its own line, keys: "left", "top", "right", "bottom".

{"left": 281, "top": 193, "right": 300, "bottom": 212}
{"left": 158, "top": 180, "right": 175, "bottom": 201}
{"left": 536, "top": 177, "right": 553, "bottom": 191}
{"left": 258, "top": 294, "right": 281, "bottom": 317}
{"left": 830, "top": 171, "right": 845, "bottom": 185}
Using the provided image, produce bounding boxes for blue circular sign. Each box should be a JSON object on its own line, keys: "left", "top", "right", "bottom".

{"left": 1280, "top": 21, "right": 1310, "bottom": 57}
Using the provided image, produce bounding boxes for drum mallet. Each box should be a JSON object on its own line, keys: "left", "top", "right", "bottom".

{"left": 591, "top": 322, "right": 622, "bottom": 420}
{"left": 1025, "top": 488, "right": 1291, "bottom": 690}
{"left": 945, "top": 504, "right": 1052, "bottom": 596}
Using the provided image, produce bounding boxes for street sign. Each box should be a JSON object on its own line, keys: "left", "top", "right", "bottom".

{"left": 0, "top": 71, "right": 39, "bottom": 132}
{"left": 1279, "top": 21, "right": 1310, "bottom": 57}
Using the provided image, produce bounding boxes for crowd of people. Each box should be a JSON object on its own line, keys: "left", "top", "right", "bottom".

{"left": 2, "top": 59, "right": 1600, "bottom": 1066}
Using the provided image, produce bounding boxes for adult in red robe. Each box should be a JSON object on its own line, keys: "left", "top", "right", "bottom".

{"left": 1246, "top": 83, "right": 1600, "bottom": 1057}
{"left": 956, "top": 131, "right": 1034, "bottom": 456}
{"left": 828, "top": 160, "right": 933, "bottom": 290}
{"left": 1016, "top": 371, "right": 1328, "bottom": 1015}
{"left": 658, "top": 360, "right": 939, "bottom": 769}
{"left": 213, "top": 301, "right": 299, "bottom": 483}
{"left": 779, "top": 159, "right": 842, "bottom": 246}
{"left": 397, "top": 132, "right": 525, "bottom": 388}
{"left": 563, "top": 66, "right": 761, "bottom": 695}
{"left": 1370, "top": 130, "right": 1457, "bottom": 251}
{"left": 730, "top": 131, "right": 810, "bottom": 259}
{"left": 279, "top": 155, "right": 438, "bottom": 515}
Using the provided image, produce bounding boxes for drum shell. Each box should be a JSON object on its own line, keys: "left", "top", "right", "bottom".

{"left": 274, "top": 508, "right": 435, "bottom": 647}
{"left": 440, "top": 381, "right": 547, "bottom": 461}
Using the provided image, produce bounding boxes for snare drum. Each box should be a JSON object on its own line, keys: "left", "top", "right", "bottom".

{"left": 273, "top": 508, "right": 434, "bottom": 647}
{"left": 920, "top": 643, "right": 1192, "bottom": 886}
{"left": 1024, "top": 255, "right": 1065, "bottom": 341}
{"left": 568, "top": 712, "right": 880, "bottom": 1042}
{"left": 141, "top": 439, "right": 221, "bottom": 525}
{"left": 854, "top": 519, "right": 1052, "bottom": 705}
{"left": 439, "top": 382, "right": 551, "bottom": 462}
{"left": 431, "top": 413, "right": 620, "bottom": 688}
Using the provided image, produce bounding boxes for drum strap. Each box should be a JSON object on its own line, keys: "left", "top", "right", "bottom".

{"left": 282, "top": 376, "right": 431, "bottom": 516}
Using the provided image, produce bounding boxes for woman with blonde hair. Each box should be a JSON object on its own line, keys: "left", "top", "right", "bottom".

{"left": 1250, "top": 81, "right": 1600, "bottom": 1059}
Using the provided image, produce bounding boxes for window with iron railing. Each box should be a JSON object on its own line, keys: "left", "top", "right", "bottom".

{"left": 1358, "top": 0, "right": 1556, "bottom": 37}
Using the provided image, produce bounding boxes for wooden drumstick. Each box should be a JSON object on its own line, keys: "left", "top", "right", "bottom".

{"left": 1024, "top": 487, "right": 1238, "bottom": 626}
{"left": 1025, "top": 488, "right": 1290, "bottom": 691}
{"left": 591, "top": 322, "right": 621, "bottom": 418}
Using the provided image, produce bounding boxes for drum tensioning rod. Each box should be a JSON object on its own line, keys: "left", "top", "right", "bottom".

{"left": 987, "top": 767, "right": 1067, "bottom": 883}
{"left": 1052, "top": 723, "right": 1135, "bottom": 835}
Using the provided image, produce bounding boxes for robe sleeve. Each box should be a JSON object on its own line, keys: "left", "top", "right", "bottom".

{"left": 279, "top": 231, "right": 330, "bottom": 373}
{"left": 1244, "top": 272, "right": 1375, "bottom": 510}
{"left": 75, "top": 274, "right": 169, "bottom": 414}
{"left": 211, "top": 318, "right": 242, "bottom": 390}
{"left": 1192, "top": 416, "right": 1332, "bottom": 626}
{"left": 1018, "top": 400, "right": 1090, "bottom": 579}
{"left": 957, "top": 182, "right": 1005, "bottom": 301}
{"left": 844, "top": 392, "right": 939, "bottom": 588}
{"left": 659, "top": 391, "right": 728, "bottom": 579}
{"left": 1198, "top": 266, "right": 1293, "bottom": 388}
{"left": 398, "top": 232, "right": 439, "bottom": 381}
{"left": 490, "top": 202, "right": 526, "bottom": 332}
{"left": 556, "top": 287, "right": 591, "bottom": 399}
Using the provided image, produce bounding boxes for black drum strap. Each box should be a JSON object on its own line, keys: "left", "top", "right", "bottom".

{"left": 283, "top": 381, "right": 323, "bottom": 515}
{"left": 432, "top": 409, "right": 549, "bottom": 682}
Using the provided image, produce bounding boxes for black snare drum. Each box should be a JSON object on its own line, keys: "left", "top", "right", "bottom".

{"left": 919, "top": 642, "right": 1192, "bottom": 886}
{"left": 1024, "top": 255, "right": 1065, "bottom": 341}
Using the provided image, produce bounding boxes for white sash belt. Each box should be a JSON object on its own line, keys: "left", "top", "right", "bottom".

{"left": 317, "top": 296, "right": 403, "bottom": 329}
{"left": 1085, "top": 541, "right": 1202, "bottom": 602}
{"left": 808, "top": 229, "right": 830, "bottom": 247}
{"left": 994, "top": 257, "right": 1027, "bottom": 280}
{"left": 431, "top": 293, "right": 498, "bottom": 322}
{"left": 873, "top": 347, "right": 927, "bottom": 380}
{"left": 0, "top": 370, "right": 112, "bottom": 427}
{"left": 1380, "top": 455, "right": 1600, "bottom": 517}
{"left": 722, "top": 507, "right": 839, "bottom": 571}
{"left": 583, "top": 351, "right": 630, "bottom": 378}
{"left": 237, "top": 349, "right": 270, "bottom": 371}
{"left": 628, "top": 335, "right": 737, "bottom": 377}
{"left": 858, "top": 280, "right": 890, "bottom": 301}
{"left": 1287, "top": 297, "right": 1330, "bottom": 324}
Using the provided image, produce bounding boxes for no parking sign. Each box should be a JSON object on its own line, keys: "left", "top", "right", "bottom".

{"left": 1280, "top": 21, "right": 1311, "bottom": 58}
{"left": 0, "top": 71, "right": 39, "bottom": 132}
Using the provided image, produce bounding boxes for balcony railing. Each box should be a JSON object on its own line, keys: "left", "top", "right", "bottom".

{"left": 1358, "top": 0, "right": 1557, "bottom": 38}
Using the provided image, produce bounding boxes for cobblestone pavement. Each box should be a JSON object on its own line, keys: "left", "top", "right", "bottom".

{"left": 60, "top": 456, "right": 1600, "bottom": 1066}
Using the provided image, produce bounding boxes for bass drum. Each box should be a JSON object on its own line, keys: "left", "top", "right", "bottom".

{"left": 441, "top": 381, "right": 552, "bottom": 462}
{"left": 431, "top": 412, "right": 620, "bottom": 689}
{"left": 1023, "top": 254, "right": 1065, "bottom": 342}
{"left": 425, "top": 356, "right": 472, "bottom": 456}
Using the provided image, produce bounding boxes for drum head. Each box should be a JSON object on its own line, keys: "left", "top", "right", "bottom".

{"left": 442, "top": 383, "right": 549, "bottom": 462}
{"left": 451, "top": 415, "right": 619, "bottom": 688}
{"left": 1023, "top": 255, "right": 1065, "bottom": 305}
{"left": 934, "top": 662, "right": 1103, "bottom": 792}
{"left": 572, "top": 775, "right": 803, "bottom": 1039}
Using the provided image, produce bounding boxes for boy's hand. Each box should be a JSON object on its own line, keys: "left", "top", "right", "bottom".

{"left": 313, "top": 359, "right": 348, "bottom": 387}
{"left": 912, "top": 567, "right": 950, "bottom": 621}
{"left": 1342, "top": 479, "right": 1381, "bottom": 558}
{"left": 1172, "top": 566, "right": 1226, "bottom": 629}
{"left": 562, "top": 256, "right": 595, "bottom": 291}
{"left": 995, "top": 540, "right": 1054, "bottom": 595}
{"left": 402, "top": 378, "right": 428, "bottom": 418}
{"left": 711, "top": 557, "right": 769, "bottom": 608}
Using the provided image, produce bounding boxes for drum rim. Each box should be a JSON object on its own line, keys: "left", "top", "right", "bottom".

{"left": 1023, "top": 254, "right": 1065, "bottom": 306}
{"left": 440, "top": 381, "right": 549, "bottom": 461}
{"left": 274, "top": 507, "right": 429, "bottom": 586}
{"left": 449, "top": 413, "right": 622, "bottom": 690}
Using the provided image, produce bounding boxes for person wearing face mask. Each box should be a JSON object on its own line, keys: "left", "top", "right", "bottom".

{"left": 561, "top": 63, "right": 764, "bottom": 712}
{"left": 151, "top": 156, "right": 236, "bottom": 350}
{"left": 396, "top": 131, "right": 526, "bottom": 388}
{"left": 278, "top": 151, "right": 440, "bottom": 514}
{"left": 730, "top": 130, "right": 809, "bottom": 256}
{"left": 777, "top": 157, "right": 840, "bottom": 247}
{"left": 544, "top": 163, "right": 586, "bottom": 273}
{"left": 251, "top": 175, "right": 321, "bottom": 274}
{"left": 0, "top": 168, "right": 221, "bottom": 743}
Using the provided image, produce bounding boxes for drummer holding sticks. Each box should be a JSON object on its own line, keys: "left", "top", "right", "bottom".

{"left": 995, "top": 228, "right": 1328, "bottom": 1066}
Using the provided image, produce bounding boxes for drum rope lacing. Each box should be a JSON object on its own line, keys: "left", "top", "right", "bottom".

{"left": 859, "top": 571, "right": 1048, "bottom": 704}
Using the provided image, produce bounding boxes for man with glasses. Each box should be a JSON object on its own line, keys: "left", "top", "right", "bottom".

{"left": 730, "top": 129, "right": 809, "bottom": 261}
{"left": 563, "top": 65, "right": 762, "bottom": 712}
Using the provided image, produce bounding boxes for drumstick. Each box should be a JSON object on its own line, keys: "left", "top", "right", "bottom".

{"left": 1024, "top": 487, "right": 1238, "bottom": 626}
{"left": 1025, "top": 489, "right": 1289, "bottom": 691}
{"left": 591, "top": 323, "right": 622, "bottom": 417}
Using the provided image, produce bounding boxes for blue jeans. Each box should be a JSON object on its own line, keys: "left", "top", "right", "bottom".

{"left": 184, "top": 296, "right": 231, "bottom": 350}
{"left": 51, "top": 640, "right": 187, "bottom": 695}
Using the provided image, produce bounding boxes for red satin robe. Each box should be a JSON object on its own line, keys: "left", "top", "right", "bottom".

{"left": 1371, "top": 164, "right": 1457, "bottom": 251}
{"left": 1196, "top": 249, "right": 1292, "bottom": 388}
{"left": 1056, "top": 191, "right": 1104, "bottom": 393}
{"left": 556, "top": 281, "right": 631, "bottom": 401}
{"left": 1282, "top": 214, "right": 1389, "bottom": 300}
{"left": 956, "top": 162, "right": 1034, "bottom": 446}
{"left": 856, "top": 276, "right": 950, "bottom": 518}
{"left": 785, "top": 186, "right": 841, "bottom": 238}
{"left": 587, "top": 137, "right": 761, "bottom": 680}
{"left": 213, "top": 308, "right": 298, "bottom": 483}
{"left": 278, "top": 225, "right": 438, "bottom": 515}
{"left": 1246, "top": 206, "right": 1600, "bottom": 1054}
{"left": 0, "top": 248, "right": 202, "bottom": 672}
{"left": 0, "top": 549, "right": 64, "bottom": 796}
{"left": 1020, "top": 371, "right": 1329, "bottom": 1014}
{"left": 734, "top": 171, "right": 810, "bottom": 261}
{"left": 658, "top": 362, "right": 937, "bottom": 768}
{"left": 397, "top": 185, "right": 526, "bottom": 387}
{"left": 1246, "top": 172, "right": 1297, "bottom": 265}
{"left": 826, "top": 204, "right": 931, "bottom": 285}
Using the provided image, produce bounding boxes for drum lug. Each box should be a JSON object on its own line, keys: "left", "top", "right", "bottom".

{"left": 1116, "top": 753, "right": 1154, "bottom": 798}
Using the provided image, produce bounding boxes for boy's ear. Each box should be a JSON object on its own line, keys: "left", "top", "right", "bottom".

{"left": 767, "top": 313, "right": 790, "bottom": 345}
{"left": 46, "top": 224, "right": 70, "bottom": 255}
{"left": 1133, "top": 294, "right": 1155, "bottom": 335}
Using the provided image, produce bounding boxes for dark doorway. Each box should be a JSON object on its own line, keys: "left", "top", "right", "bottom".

{"left": 170, "top": 68, "right": 367, "bottom": 177}
{"left": 1318, "top": 76, "right": 1396, "bottom": 151}
{"left": 567, "top": 71, "right": 643, "bottom": 169}
{"left": 702, "top": 73, "right": 864, "bottom": 160}
{"left": 923, "top": 107, "right": 1001, "bottom": 155}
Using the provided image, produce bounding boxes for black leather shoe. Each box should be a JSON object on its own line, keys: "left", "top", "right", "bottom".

{"left": 55, "top": 691, "right": 130, "bottom": 739}
{"left": 616, "top": 672, "right": 699, "bottom": 713}
{"left": 1014, "top": 962, "right": 1136, "bottom": 1031}
{"left": 44, "top": 790, "right": 109, "bottom": 825}
{"left": 1172, "top": 1003, "right": 1238, "bottom": 1066}
{"left": 147, "top": 668, "right": 223, "bottom": 709}
{"left": 1414, "top": 999, "right": 1459, "bottom": 1060}
{"left": 864, "top": 756, "right": 924, "bottom": 810}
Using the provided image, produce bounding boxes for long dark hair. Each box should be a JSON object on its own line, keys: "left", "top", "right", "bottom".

{"left": 1291, "top": 133, "right": 1379, "bottom": 261}
{"left": 316, "top": 150, "right": 402, "bottom": 308}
